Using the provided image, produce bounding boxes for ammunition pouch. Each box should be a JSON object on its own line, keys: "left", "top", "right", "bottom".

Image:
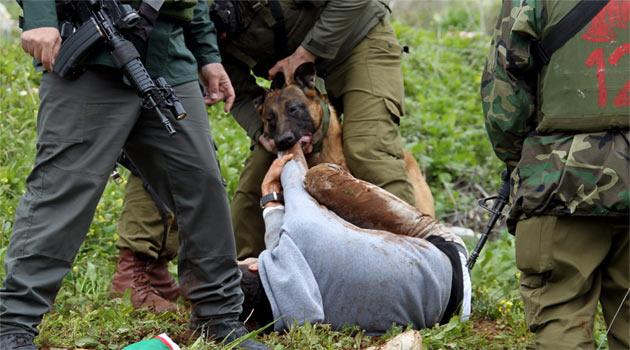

{"left": 210, "top": 0, "right": 247, "bottom": 38}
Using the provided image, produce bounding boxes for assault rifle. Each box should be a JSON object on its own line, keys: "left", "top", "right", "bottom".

{"left": 466, "top": 170, "right": 510, "bottom": 270}
{"left": 53, "top": 0, "right": 186, "bottom": 136}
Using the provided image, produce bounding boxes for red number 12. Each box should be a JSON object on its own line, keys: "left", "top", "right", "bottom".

{"left": 584, "top": 43, "right": 630, "bottom": 108}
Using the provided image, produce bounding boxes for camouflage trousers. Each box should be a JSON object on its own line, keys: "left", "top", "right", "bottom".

{"left": 515, "top": 215, "right": 629, "bottom": 350}
{"left": 232, "top": 20, "right": 415, "bottom": 258}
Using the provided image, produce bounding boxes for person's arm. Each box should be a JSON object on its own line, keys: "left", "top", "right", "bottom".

{"left": 224, "top": 59, "right": 266, "bottom": 140}
{"left": 300, "top": 0, "right": 370, "bottom": 60}
{"left": 481, "top": 1, "right": 539, "bottom": 168}
{"left": 184, "top": 1, "right": 235, "bottom": 111}
{"left": 269, "top": 0, "right": 370, "bottom": 82}
{"left": 18, "top": 0, "right": 61, "bottom": 71}
{"left": 20, "top": 0, "right": 58, "bottom": 30}
{"left": 261, "top": 154, "right": 294, "bottom": 249}
{"left": 183, "top": 0, "right": 220, "bottom": 68}
{"left": 262, "top": 206, "right": 285, "bottom": 249}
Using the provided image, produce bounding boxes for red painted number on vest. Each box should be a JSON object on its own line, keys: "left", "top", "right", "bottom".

{"left": 582, "top": 0, "right": 629, "bottom": 108}
{"left": 609, "top": 44, "right": 630, "bottom": 107}
{"left": 584, "top": 44, "right": 630, "bottom": 108}
{"left": 584, "top": 48, "right": 608, "bottom": 107}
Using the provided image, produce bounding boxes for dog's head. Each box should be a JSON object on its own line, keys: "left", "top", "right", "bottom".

{"left": 255, "top": 62, "right": 327, "bottom": 153}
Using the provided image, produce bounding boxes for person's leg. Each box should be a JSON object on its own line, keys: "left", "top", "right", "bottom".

{"left": 122, "top": 81, "right": 244, "bottom": 327}
{"left": 325, "top": 20, "right": 415, "bottom": 207}
{"left": 230, "top": 145, "right": 275, "bottom": 259}
{"left": 0, "top": 70, "right": 141, "bottom": 336}
{"left": 600, "top": 219, "right": 629, "bottom": 349}
{"left": 111, "top": 174, "right": 179, "bottom": 310}
{"left": 515, "top": 216, "right": 612, "bottom": 350}
{"left": 116, "top": 174, "right": 173, "bottom": 259}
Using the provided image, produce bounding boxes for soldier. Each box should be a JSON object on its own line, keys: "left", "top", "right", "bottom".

{"left": 111, "top": 0, "right": 416, "bottom": 281}
{"left": 223, "top": 0, "right": 415, "bottom": 259}
{"left": 110, "top": 0, "right": 416, "bottom": 299}
{"left": 482, "top": 0, "right": 629, "bottom": 349}
{"left": 0, "top": 1, "right": 267, "bottom": 349}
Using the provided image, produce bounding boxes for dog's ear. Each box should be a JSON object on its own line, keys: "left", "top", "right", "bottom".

{"left": 253, "top": 93, "right": 266, "bottom": 116}
{"left": 294, "top": 62, "right": 316, "bottom": 90}
{"left": 270, "top": 73, "right": 285, "bottom": 90}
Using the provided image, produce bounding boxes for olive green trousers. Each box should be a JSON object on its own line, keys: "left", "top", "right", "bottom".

{"left": 117, "top": 174, "right": 179, "bottom": 260}
{"left": 233, "top": 20, "right": 415, "bottom": 258}
{"left": 515, "top": 216, "right": 629, "bottom": 350}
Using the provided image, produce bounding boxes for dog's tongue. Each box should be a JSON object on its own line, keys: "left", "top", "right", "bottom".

{"left": 299, "top": 135, "right": 313, "bottom": 154}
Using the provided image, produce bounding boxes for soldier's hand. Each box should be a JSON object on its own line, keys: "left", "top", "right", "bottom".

{"left": 269, "top": 46, "right": 316, "bottom": 85}
{"left": 21, "top": 27, "right": 61, "bottom": 72}
{"left": 200, "top": 63, "right": 235, "bottom": 112}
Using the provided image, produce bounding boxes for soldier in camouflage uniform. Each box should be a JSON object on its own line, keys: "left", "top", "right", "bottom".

{"left": 482, "top": 0, "right": 629, "bottom": 349}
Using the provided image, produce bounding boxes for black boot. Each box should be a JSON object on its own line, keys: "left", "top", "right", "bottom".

{"left": 194, "top": 319, "right": 269, "bottom": 349}
{"left": 0, "top": 333, "right": 36, "bottom": 350}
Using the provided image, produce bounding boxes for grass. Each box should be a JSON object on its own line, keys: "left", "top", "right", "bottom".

{"left": 0, "top": 9, "right": 612, "bottom": 350}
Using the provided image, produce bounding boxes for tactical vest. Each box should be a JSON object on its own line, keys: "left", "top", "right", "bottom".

{"left": 537, "top": 0, "right": 630, "bottom": 133}
{"left": 220, "top": 0, "right": 321, "bottom": 72}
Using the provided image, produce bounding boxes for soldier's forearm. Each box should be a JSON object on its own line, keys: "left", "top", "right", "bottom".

{"left": 20, "top": 0, "right": 58, "bottom": 31}
{"left": 184, "top": 0, "right": 221, "bottom": 68}
{"left": 301, "top": 0, "right": 369, "bottom": 60}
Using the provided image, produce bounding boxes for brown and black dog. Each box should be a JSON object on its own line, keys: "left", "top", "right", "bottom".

{"left": 254, "top": 63, "right": 436, "bottom": 218}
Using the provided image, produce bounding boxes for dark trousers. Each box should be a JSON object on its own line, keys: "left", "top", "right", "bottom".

{"left": 0, "top": 70, "right": 242, "bottom": 335}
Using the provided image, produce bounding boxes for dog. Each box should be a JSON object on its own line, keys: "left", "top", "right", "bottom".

{"left": 254, "top": 63, "right": 436, "bottom": 218}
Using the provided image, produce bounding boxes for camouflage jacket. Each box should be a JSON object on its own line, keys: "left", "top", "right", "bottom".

{"left": 481, "top": 0, "right": 629, "bottom": 224}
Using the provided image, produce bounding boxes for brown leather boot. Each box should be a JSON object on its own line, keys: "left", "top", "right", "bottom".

{"left": 110, "top": 248, "right": 177, "bottom": 313}
{"left": 111, "top": 248, "right": 135, "bottom": 296}
{"left": 147, "top": 258, "right": 180, "bottom": 301}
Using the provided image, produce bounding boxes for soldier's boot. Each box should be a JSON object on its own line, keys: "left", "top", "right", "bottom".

{"left": 147, "top": 258, "right": 180, "bottom": 301}
{"left": 0, "top": 333, "right": 36, "bottom": 350}
{"left": 193, "top": 319, "right": 269, "bottom": 349}
{"left": 110, "top": 248, "right": 177, "bottom": 313}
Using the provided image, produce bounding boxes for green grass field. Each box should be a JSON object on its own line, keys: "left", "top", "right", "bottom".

{"left": 0, "top": 4, "right": 611, "bottom": 349}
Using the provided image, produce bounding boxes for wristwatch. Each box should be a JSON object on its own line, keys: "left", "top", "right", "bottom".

{"left": 260, "top": 192, "right": 284, "bottom": 209}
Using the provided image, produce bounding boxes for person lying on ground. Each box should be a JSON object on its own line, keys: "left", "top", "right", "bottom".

{"left": 237, "top": 144, "right": 471, "bottom": 333}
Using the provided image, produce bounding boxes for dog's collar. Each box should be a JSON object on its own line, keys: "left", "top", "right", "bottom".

{"left": 311, "top": 98, "right": 330, "bottom": 154}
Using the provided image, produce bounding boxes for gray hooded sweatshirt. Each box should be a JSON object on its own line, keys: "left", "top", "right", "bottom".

{"left": 258, "top": 160, "right": 469, "bottom": 333}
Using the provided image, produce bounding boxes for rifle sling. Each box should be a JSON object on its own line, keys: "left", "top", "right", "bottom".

{"left": 533, "top": 0, "right": 609, "bottom": 65}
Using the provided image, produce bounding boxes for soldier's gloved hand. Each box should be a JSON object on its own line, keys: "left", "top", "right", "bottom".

{"left": 21, "top": 27, "right": 61, "bottom": 72}
{"left": 269, "top": 46, "right": 316, "bottom": 85}
{"left": 200, "top": 63, "right": 235, "bottom": 112}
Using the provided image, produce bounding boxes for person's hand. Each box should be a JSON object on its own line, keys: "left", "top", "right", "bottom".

{"left": 238, "top": 257, "right": 259, "bottom": 272}
{"left": 261, "top": 153, "right": 293, "bottom": 195}
{"left": 268, "top": 46, "right": 316, "bottom": 85}
{"left": 200, "top": 63, "right": 235, "bottom": 112}
{"left": 21, "top": 27, "right": 61, "bottom": 72}
{"left": 258, "top": 133, "right": 277, "bottom": 153}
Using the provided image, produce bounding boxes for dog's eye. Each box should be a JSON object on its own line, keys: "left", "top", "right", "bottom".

{"left": 286, "top": 103, "right": 303, "bottom": 116}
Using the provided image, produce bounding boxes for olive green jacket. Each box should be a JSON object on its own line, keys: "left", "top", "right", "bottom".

{"left": 481, "top": 0, "right": 629, "bottom": 224}
{"left": 221, "top": 0, "right": 390, "bottom": 141}
{"left": 19, "top": 0, "right": 220, "bottom": 86}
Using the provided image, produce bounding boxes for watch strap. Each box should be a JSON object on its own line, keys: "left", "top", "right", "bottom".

{"left": 260, "top": 191, "right": 284, "bottom": 209}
